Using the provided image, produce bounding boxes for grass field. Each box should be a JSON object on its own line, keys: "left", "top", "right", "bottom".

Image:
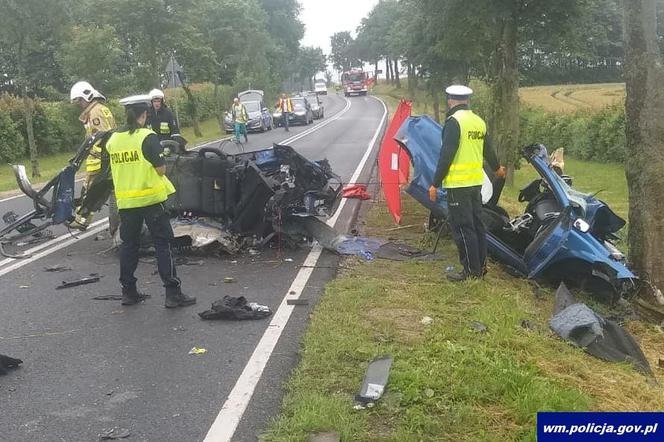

{"left": 0, "top": 117, "right": 225, "bottom": 195}
{"left": 261, "top": 85, "right": 660, "bottom": 441}
{"left": 519, "top": 83, "right": 624, "bottom": 113}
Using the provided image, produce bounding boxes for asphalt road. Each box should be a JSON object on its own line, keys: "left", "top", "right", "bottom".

{"left": 0, "top": 92, "right": 387, "bottom": 442}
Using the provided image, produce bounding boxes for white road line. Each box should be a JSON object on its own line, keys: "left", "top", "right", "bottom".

{"left": 0, "top": 218, "right": 109, "bottom": 270}
{"left": 0, "top": 221, "right": 109, "bottom": 277}
{"left": 0, "top": 96, "right": 351, "bottom": 277}
{"left": 203, "top": 96, "right": 388, "bottom": 442}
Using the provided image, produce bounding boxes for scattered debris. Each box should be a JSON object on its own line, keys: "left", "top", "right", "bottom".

{"left": 56, "top": 274, "right": 101, "bottom": 290}
{"left": 175, "top": 257, "right": 204, "bottom": 266}
{"left": 520, "top": 319, "right": 535, "bottom": 331}
{"left": 342, "top": 184, "right": 370, "bottom": 200}
{"left": 198, "top": 296, "right": 272, "bottom": 320}
{"left": 19, "top": 285, "right": 30, "bottom": 289}
{"left": 287, "top": 299, "right": 309, "bottom": 306}
{"left": 470, "top": 321, "right": 489, "bottom": 333}
{"left": 98, "top": 427, "right": 131, "bottom": 440}
{"left": 248, "top": 248, "right": 260, "bottom": 256}
{"left": 188, "top": 347, "right": 207, "bottom": 355}
{"left": 420, "top": 316, "right": 433, "bottom": 325}
{"left": 0, "top": 353, "right": 23, "bottom": 375}
{"left": 549, "top": 283, "right": 652, "bottom": 375}
{"left": 309, "top": 431, "right": 341, "bottom": 442}
{"left": 284, "top": 258, "right": 294, "bottom": 262}
{"left": 171, "top": 218, "right": 241, "bottom": 254}
{"left": 95, "top": 232, "right": 110, "bottom": 241}
{"left": 289, "top": 290, "right": 296, "bottom": 295}
{"left": 92, "top": 295, "right": 123, "bottom": 301}
{"left": 424, "top": 388, "right": 435, "bottom": 398}
{"left": 355, "top": 355, "right": 393, "bottom": 406}
{"left": 172, "top": 326, "right": 186, "bottom": 332}
{"left": 44, "top": 265, "right": 72, "bottom": 272}
{"left": 223, "top": 277, "right": 235, "bottom": 283}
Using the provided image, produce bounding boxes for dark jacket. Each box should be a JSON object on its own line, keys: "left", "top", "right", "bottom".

{"left": 147, "top": 105, "right": 180, "bottom": 142}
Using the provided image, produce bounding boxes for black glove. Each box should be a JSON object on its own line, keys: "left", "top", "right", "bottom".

{"left": 0, "top": 353, "right": 23, "bottom": 375}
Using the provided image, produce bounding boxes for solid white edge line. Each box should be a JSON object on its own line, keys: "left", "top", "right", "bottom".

{"left": 0, "top": 217, "right": 109, "bottom": 270}
{"left": 0, "top": 221, "right": 109, "bottom": 277}
{"left": 203, "top": 95, "right": 388, "bottom": 442}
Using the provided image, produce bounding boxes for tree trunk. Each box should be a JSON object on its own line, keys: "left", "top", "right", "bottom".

{"left": 489, "top": 4, "right": 519, "bottom": 186}
{"left": 624, "top": 0, "right": 664, "bottom": 305}
{"left": 430, "top": 80, "right": 441, "bottom": 123}
{"left": 22, "top": 94, "right": 40, "bottom": 178}
{"left": 213, "top": 83, "right": 225, "bottom": 133}
{"left": 393, "top": 58, "right": 401, "bottom": 88}
{"left": 374, "top": 61, "right": 379, "bottom": 81}
{"left": 181, "top": 83, "right": 202, "bottom": 137}
{"left": 385, "top": 57, "right": 392, "bottom": 83}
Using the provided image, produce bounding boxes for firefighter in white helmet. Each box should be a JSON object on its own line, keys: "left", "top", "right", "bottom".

{"left": 147, "top": 89, "right": 185, "bottom": 147}
{"left": 68, "top": 81, "right": 120, "bottom": 234}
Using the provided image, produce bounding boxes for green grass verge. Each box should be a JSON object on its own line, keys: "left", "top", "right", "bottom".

{"left": 262, "top": 85, "right": 662, "bottom": 441}
{"left": 0, "top": 118, "right": 225, "bottom": 194}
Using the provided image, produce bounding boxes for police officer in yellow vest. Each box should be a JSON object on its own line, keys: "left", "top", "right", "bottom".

{"left": 429, "top": 85, "right": 505, "bottom": 281}
{"left": 69, "top": 81, "right": 120, "bottom": 233}
{"left": 106, "top": 94, "right": 196, "bottom": 308}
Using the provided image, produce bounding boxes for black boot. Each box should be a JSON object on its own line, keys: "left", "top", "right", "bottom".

{"left": 446, "top": 271, "right": 468, "bottom": 282}
{"left": 121, "top": 286, "right": 150, "bottom": 305}
{"left": 165, "top": 286, "right": 196, "bottom": 308}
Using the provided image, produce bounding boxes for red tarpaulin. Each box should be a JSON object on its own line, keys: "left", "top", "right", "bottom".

{"left": 378, "top": 99, "right": 412, "bottom": 224}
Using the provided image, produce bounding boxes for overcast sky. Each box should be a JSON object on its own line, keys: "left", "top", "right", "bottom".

{"left": 299, "top": 0, "right": 379, "bottom": 55}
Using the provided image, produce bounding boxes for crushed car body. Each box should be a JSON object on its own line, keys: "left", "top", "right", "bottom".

{"left": 394, "top": 115, "right": 637, "bottom": 300}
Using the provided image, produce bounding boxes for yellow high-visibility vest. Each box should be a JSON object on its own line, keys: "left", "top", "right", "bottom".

{"left": 105, "top": 128, "right": 175, "bottom": 209}
{"left": 442, "top": 109, "right": 486, "bottom": 188}
{"left": 81, "top": 102, "right": 116, "bottom": 172}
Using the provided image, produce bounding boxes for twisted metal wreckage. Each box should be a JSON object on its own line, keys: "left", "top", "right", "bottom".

{"left": 0, "top": 132, "right": 343, "bottom": 258}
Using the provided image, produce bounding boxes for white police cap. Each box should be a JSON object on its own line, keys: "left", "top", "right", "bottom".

{"left": 119, "top": 94, "right": 152, "bottom": 108}
{"left": 445, "top": 85, "right": 473, "bottom": 99}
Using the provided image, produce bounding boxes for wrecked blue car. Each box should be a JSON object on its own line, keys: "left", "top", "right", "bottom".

{"left": 394, "top": 115, "right": 636, "bottom": 300}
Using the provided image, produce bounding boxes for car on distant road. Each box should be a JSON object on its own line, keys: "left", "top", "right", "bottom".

{"left": 314, "top": 80, "right": 327, "bottom": 95}
{"left": 273, "top": 96, "right": 314, "bottom": 126}
{"left": 303, "top": 93, "right": 324, "bottom": 119}
{"left": 224, "top": 90, "right": 273, "bottom": 133}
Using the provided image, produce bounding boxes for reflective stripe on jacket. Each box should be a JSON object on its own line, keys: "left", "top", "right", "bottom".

{"left": 442, "top": 109, "right": 486, "bottom": 188}
{"left": 105, "top": 128, "right": 175, "bottom": 209}
{"left": 80, "top": 101, "right": 116, "bottom": 172}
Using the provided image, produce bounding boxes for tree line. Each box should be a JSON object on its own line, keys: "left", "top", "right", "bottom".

{"left": 0, "top": 0, "right": 326, "bottom": 175}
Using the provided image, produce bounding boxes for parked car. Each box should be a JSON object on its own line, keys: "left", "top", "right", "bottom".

{"left": 394, "top": 115, "right": 637, "bottom": 301}
{"left": 304, "top": 93, "right": 324, "bottom": 119}
{"left": 314, "top": 80, "right": 328, "bottom": 95}
{"left": 223, "top": 90, "right": 273, "bottom": 133}
{"left": 273, "top": 96, "right": 313, "bottom": 126}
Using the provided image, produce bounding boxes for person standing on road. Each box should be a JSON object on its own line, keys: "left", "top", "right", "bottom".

{"left": 68, "top": 81, "right": 120, "bottom": 235}
{"left": 147, "top": 89, "right": 186, "bottom": 148}
{"left": 105, "top": 94, "right": 196, "bottom": 308}
{"left": 276, "top": 93, "right": 293, "bottom": 132}
{"left": 231, "top": 97, "right": 249, "bottom": 143}
{"left": 429, "top": 85, "right": 505, "bottom": 282}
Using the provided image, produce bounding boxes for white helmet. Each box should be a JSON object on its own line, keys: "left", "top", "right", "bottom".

{"left": 70, "top": 81, "right": 105, "bottom": 103}
{"left": 149, "top": 89, "right": 165, "bottom": 100}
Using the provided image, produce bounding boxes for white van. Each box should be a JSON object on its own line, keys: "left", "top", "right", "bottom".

{"left": 314, "top": 80, "right": 327, "bottom": 95}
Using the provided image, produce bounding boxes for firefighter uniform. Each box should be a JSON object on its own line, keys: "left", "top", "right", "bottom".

{"left": 76, "top": 100, "right": 120, "bottom": 232}
{"left": 107, "top": 95, "right": 195, "bottom": 308}
{"left": 432, "top": 85, "right": 500, "bottom": 280}
{"left": 147, "top": 105, "right": 181, "bottom": 142}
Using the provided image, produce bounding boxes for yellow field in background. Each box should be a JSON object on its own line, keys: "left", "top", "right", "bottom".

{"left": 519, "top": 83, "right": 624, "bottom": 112}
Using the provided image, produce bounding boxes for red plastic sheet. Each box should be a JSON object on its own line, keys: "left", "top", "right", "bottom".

{"left": 378, "top": 99, "right": 412, "bottom": 224}
{"left": 342, "top": 184, "right": 371, "bottom": 200}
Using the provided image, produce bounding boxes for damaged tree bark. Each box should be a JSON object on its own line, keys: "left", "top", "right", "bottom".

{"left": 624, "top": 0, "right": 664, "bottom": 310}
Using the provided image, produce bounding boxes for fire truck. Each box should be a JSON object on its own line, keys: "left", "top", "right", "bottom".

{"left": 341, "top": 68, "right": 368, "bottom": 96}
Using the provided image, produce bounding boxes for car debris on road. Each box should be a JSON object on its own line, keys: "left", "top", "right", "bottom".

{"left": 56, "top": 274, "right": 101, "bottom": 289}
{"left": 0, "top": 353, "right": 23, "bottom": 375}
{"left": 199, "top": 296, "right": 272, "bottom": 320}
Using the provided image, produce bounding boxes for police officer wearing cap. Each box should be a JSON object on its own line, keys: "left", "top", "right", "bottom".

{"left": 106, "top": 94, "right": 196, "bottom": 308}
{"left": 429, "top": 85, "right": 505, "bottom": 281}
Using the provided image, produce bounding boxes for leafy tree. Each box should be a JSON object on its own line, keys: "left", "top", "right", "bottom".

{"left": 330, "top": 31, "right": 361, "bottom": 73}
{"left": 295, "top": 46, "right": 326, "bottom": 90}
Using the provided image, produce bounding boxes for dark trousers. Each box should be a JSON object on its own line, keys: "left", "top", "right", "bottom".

{"left": 282, "top": 111, "right": 290, "bottom": 130}
{"left": 447, "top": 186, "right": 487, "bottom": 277}
{"left": 119, "top": 203, "right": 180, "bottom": 289}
